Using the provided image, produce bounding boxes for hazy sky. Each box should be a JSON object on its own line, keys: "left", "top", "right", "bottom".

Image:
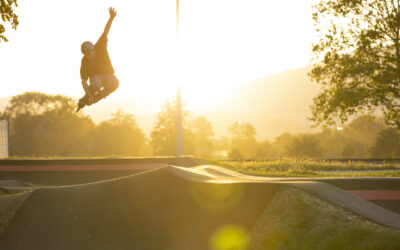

{"left": 0, "top": 0, "right": 318, "bottom": 112}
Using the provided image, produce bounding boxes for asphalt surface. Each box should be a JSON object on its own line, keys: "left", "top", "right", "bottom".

{"left": 0, "top": 158, "right": 399, "bottom": 250}
{"left": 0, "top": 167, "right": 281, "bottom": 250}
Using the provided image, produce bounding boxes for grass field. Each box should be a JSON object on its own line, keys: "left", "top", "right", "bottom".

{"left": 215, "top": 158, "right": 400, "bottom": 177}
{"left": 250, "top": 187, "right": 400, "bottom": 249}
{"left": 0, "top": 191, "right": 31, "bottom": 235}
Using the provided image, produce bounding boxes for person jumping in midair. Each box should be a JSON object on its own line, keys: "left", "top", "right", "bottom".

{"left": 76, "top": 7, "right": 119, "bottom": 112}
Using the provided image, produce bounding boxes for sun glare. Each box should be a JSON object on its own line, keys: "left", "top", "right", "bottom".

{"left": 0, "top": 0, "right": 316, "bottom": 113}
{"left": 103, "top": 0, "right": 316, "bottom": 112}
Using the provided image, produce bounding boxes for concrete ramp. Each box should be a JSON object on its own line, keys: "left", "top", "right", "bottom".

{"left": 0, "top": 167, "right": 281, "bottom": 250}
{"left": 179, "top": 165, "right": 400, "bottom": 230}
{"left": 0, "top": 165, "right": 399, "bottom": 250}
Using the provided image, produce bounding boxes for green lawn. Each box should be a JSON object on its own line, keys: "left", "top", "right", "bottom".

{"left": 215, "top": 158, "right": 400, "bottom": 177}
{"left": 250, "top": 187, "right": 400, "bottom": 249}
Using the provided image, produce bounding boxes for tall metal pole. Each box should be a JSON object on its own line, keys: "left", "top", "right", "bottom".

{"left": 176, "top": 0, "right": 180, "bottom": 35}
{"left": 176, "top": 0, "right": 183, "bottom": 156}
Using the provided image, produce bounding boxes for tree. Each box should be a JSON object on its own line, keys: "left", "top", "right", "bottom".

{"left": 315, "top": 128, "right": 342, "bottom": 158}
{"left": 228, "top": 147, "right": 243, "bottom": 160}
{"left": 191, "top": 115, "right": 214, "bottom": 158}
{"left": 212, "top": 136, "right": 230, "bottom": 159}
{"left": 369, "top": 128, "right": 400, "bottom": 158}
{"left": 314, "top": 116, "right": 385, "bottom": 158}
{"left": 228, "top": 121, "right": 258, "bottom": 159}
{"left": 1, "top": 92, "right": 95, "bottom": 156}
{"left": 254, "top": 140, "right": 276, "bottom": 159}
{"left": 342, "top": 115, "right": 386, "bottom": 157}
{"left": 286, "top": 134, "right": 323, "bottom": 158}
{"left": 309, "top": 0, "right": 400, "bottom": 128}
{"left": 0, "top": 0, "right": 19, "bottom": 42}
{"left": 273, "top": 132, "right": 294, "bottom": 157}
{"left": 4, "top": 91, "right": 77, "bottom": 118}
{"left": 341, "top": 142, "right": 355, "bottom": 158}
{"left": 94, "top": 110, "right": 147, "bottom": 156}
{"left": 150, "top": 99, "right": 193, "bottom": 156}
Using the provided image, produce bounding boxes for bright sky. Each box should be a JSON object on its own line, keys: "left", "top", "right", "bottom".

{"left": 0, "top": 0, "right": 318, "bottom": 112}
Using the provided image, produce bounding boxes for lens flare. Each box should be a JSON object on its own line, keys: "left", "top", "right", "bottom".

{"left": 210, "top": 225, "right": 250, "bottom": 250}
{"left": 190, "top": 183, "right": 244, "bottom": 212}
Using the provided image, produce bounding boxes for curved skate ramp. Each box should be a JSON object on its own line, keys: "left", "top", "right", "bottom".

{"left": 0, "top": 165, "right": 399, "bottom": 250}
{"left": 0, "top": 166, "right": 281, "bottom": 250}
{"left": 186, "top": 165, "right": 400, "bottom": 230}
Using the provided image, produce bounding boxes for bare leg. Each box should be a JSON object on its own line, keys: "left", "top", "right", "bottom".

{"left": 76, "top": 76, "right": 105, "bottom": 112}
{"left": 76, "top": 75, "right": 119, "bottom": 111}
{"left": 92, "top": 75, "right": 119, "bottom": 103}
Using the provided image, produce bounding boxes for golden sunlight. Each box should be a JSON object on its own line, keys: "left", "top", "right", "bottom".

{"left": 0, "top": 0, "right": 317, "bottom": 112}
{"left": 105, "top": 0, "right": 316, "bottom": 111}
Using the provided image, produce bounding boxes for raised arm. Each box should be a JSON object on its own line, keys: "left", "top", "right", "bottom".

{"left": 103, "top": 7, "right": 117, "bottom": 38}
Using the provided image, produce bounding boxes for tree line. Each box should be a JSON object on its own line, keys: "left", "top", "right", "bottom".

{"left": 1, "top": 92, "right": 400, "bottom": 159}
{"left": 220, "top": 116, "right": 400, "bottom": 160}
{"left": 0, "top": 92, "right": 146, "bottom": 157}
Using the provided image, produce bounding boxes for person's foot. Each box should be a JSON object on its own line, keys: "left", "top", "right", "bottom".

{"left": 87, "top": 91, "right": 105, "bottom": 106}
{"left": 76, "top": 100, "right": 85, "bottom": 112}
{"left": 76, "top": 95, "right": 88, "bottom": 112}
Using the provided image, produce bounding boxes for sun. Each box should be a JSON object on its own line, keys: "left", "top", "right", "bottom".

{"left": 77, "top": 0, "right": 316, "bottom": 113}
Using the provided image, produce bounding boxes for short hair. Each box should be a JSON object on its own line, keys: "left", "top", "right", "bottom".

{"left": 81, "top": 41, "right": 94, "bottom": 54}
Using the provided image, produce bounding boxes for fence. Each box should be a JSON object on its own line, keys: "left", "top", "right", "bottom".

{"left": 0, "top": 119, "right": 9, "bottom": 158}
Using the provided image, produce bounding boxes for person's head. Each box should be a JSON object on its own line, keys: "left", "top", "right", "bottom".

{"left": 81, "top": 41, "right": 96, "bottom": 60}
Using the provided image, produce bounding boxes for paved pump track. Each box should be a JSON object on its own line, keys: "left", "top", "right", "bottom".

{"left": 0, "top": 160, "right": 399, "bottom": 249}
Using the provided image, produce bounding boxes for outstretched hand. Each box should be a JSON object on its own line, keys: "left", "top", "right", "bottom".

{"left": 109, "top": 7, "right": 117, "bottom": 19}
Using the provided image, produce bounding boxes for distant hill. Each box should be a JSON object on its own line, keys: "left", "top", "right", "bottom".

{"left": 196, "top": 65, "right": 320, "bottom": 140}
{"left": 233, "top": 65, "right": 320, "bottom": 125}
